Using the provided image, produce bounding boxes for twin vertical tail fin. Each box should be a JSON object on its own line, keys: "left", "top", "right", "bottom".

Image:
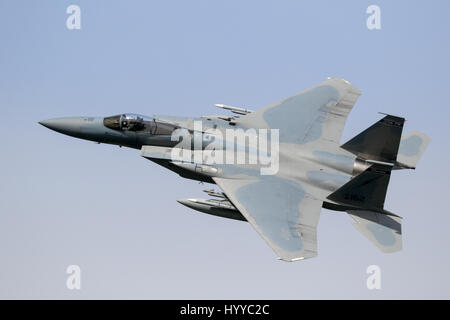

{"left": 340, "top": 114, "right": 430, "bottom": 169}
{"left": 329, "top": 115, "right": 405, "bottom": 211}
{"left": 327, "top": 163, "right": 392, "bottom": 211}
{"left": 341, "top": 114, "right": 405, "bottom": 164}
{"left": 327, "top": 114, "right": 430, "bottom": 253}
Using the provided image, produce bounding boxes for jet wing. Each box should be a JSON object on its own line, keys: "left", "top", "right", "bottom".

{"left": 213, "top": 176, "right": 323, "bottom": 261}
{"left": 235, "top": 78, "right": 361, "bottom": 145}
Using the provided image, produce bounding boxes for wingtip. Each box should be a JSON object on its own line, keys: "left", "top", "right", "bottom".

{"left": 277, "top": 256, "right": 305, "bottom": 262}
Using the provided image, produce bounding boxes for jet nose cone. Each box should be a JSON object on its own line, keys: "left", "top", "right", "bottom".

{"left": 38, "top": 119, "right": 55, "bottom": 129}
{"left": 177, "top": 199, "right": 190, "bottom": 206}
{"left": 39, "top": 117, "right": 84, "bottom": 136}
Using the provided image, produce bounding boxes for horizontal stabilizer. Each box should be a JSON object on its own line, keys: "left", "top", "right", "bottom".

{"left": 341, "top": 115, "right": 405, "bottom": 162}
{"left": 396, "top": 131, "right": 430, "bottom": 169}
{"left": 347, "top": 210, "right": 402, "bottom": 253}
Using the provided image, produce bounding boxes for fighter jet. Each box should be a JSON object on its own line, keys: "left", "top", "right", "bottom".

{"left": 39, "top": 78, "right": 430, "bottom": 261}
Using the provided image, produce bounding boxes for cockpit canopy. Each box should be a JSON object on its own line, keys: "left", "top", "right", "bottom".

{"left": 104, "top": 114, "right": 149, "bottom": 131}
{"left": 103, "top": 113, "right": 178, "bottom": 135}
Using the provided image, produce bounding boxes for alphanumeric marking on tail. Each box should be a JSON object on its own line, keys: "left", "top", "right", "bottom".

{"left": 344, "top": 193, "right": 366, "bottom": 202}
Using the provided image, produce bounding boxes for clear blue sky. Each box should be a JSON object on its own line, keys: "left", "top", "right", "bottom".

{"left": 1, "top": 0, "right": 449, "bottom": 298}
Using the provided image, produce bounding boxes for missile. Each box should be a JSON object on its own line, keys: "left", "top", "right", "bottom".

{"left": 214, "top": 104, "right": 254, "bottom": 115}
{"left": 177, "top": 198, "right": 246, "bottom": 222}
{"left": 203, "top": 189, "right": 226, "bottom": 199}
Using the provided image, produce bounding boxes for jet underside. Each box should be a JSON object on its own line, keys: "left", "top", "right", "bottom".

{"left": 40, "top": 78, "right": 430, "bottom": 261}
